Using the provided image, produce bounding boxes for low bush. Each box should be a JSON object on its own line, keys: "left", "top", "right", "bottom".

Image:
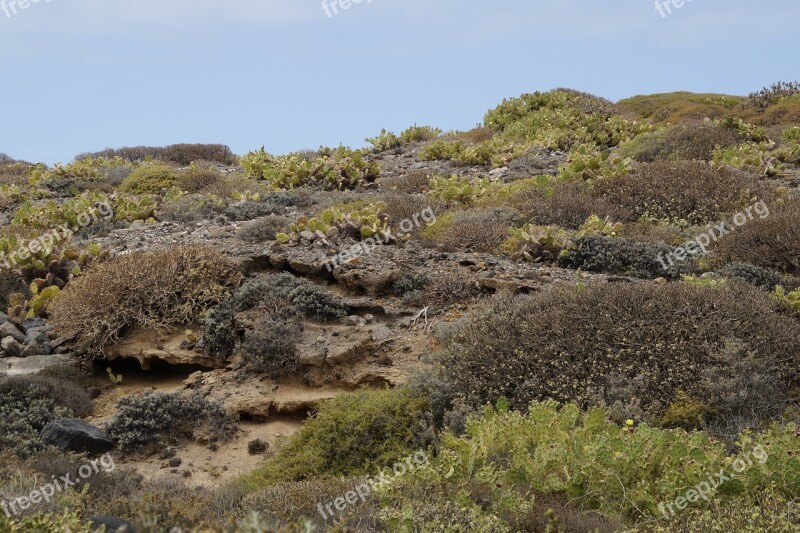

{"left": 434, "top": 282, "right": 800, "bottom": 428}
{"left": 158, "top": 192, "right": 227, "bottom": 222}
{"left": 176, "top": 164, "right": 225, "bottom": 193}
{"left": 237, "top": 215, "right": 291, "bottom": 242}
{"left": 421, "top": 269, "right": 482, "bottom": 309}
{"left": 236, "top": 477, "right": 379, "bottom": 530}
{"left": 119, "top": 163, "right": 180, "bottom": 194}
{"left": 749, "top": 80, "right": 800, "bottom": 109}
{"left": 717, "top": 262, "right": 791, "bottom": 291}
{"left": 0, "top": 375, "right": 92, "bottom": 456}
{"left": 435, "top": 209, "right": 513, "bottom": 253}
{"left": 249, "top": 387, "right": 428, "bottom": 484}
{"left": 400, "top": 125, "right": 442, "bottom": 144}
{"left": 49, "top": 246, "right": 242, "bottom": 357}
{"left": 106, "top": 391, "right": 238, "bottom": 453}
{"left": 381, "top": 169, "right": 433, "bottom": 193}
{"left": 558, "top": 235, "right": 693, "bottom": 278}
{"left": 509, "top": 180, "right": 630, "bottom": 229}
{"left": 593, "top": 160, "right": 763, "bottom": 224}
{"left": 78, "top": 144, "right": 237, "bottom": 166}
{"left": 618, "top": 121, "right": 742, "bottom": 162}
{"left": 711, "top": 204, "right": 800, "bottom": 276}
{"left": 241, "top": 318, "right": 299, "bottom": 377}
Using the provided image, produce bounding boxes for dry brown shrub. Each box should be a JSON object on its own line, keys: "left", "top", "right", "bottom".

{"left": 439, "top": 219, "right": 509, "bottom": 253}
{"left": 424, "top": 270, "right": 482, "bottom": 308}
{"left": 594, "top": 160, "right": 767, "bottom": 224}
{"left": 711, "top": 202, "right": 800, "bottom": 276}
{"left": 620, "top": 121, "right": 742, "bottom": 162}
{"left": 515, "top": 181, "right": 632, "bottom": 229}
{"left": 437, "top": 282, "right": 800, "bottom": 425}
{"left": 382, "top": 169, "right": 432, "bottom": 193}
{"left": 49, "top": 246, "right": 242, "bottom": 357}
{"left": 457, "top": 126, "right": 494, "bottom": 144}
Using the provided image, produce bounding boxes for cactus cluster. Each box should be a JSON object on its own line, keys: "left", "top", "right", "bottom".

{"left": 276, "top": 203, "right": 391, "bottom": 245}
{"left": 241, "top": 146, "right": 380, "bottom": 191}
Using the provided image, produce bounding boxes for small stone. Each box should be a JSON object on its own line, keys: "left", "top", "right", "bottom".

{"left": 169, "top": 457, "right": 182, "bottom": 468}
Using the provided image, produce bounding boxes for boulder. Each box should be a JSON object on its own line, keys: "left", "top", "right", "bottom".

{"left": 0, "top": 311, "right": 9, "bottom": 324}
{"left": 40, "top": 419, "right": 115, "bottom": 454}
{"left": 1, "top": 336, "right": 23, "bottom": 357}
{"left": 0, "top": 322, "right": 25, "bottom": 343}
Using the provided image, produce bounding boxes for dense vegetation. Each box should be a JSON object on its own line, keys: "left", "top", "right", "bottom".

{"left": 2, "top": 84, "right": 800, "bottom": 531}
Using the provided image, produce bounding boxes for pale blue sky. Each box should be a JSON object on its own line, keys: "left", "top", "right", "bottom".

{"left": 1, "top": 0, "right": 798, "bottom": 164}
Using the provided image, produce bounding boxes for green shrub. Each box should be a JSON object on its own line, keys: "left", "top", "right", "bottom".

{"left": 400, "top": 125, "right": 442, "bottom": 143}
{"left": 366, "top": 129, "right": 401, "bottom": 151}
{"left": 0, "top": 511, "right": 94, "bottom": 532}
{"left": 106, "top": 391, "right": 238, "bottom": 453}
{"left": 381, "top": 400, "right": 800, "bottom": 523}
{"left": 434, "top": 282, "right": 800, "bottom": 426}
{"left": 484, "top": 89, "right": 644, "bottom": 151}
{"left": 240, "top": 146, "right": 380, "bottom": 191}
{"left": 426, "top": 175, "right": 489, "bottom": 205}
{"left": 250, "top": 387, "right": 428, "bottom": 484}
{"left": 629, "top": 491, "right": 799, "bottom": 532}
{"left": 49, "top": 246, "right": 242, "bottom": 357}
{"left": 557, "top": 143, "right": 630, "bottom": 181}
{"left": 120, "top": 163, "right": 180, "bottom": 193}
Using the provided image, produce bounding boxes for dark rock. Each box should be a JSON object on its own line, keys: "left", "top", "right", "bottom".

{"left": 169, "top": 457, "right": 182, "bottom": 468}
{"left": 19, "top": 317, "right": 46, "bottom": 333}
{"left": 41, "top": 341, "right": 53, "bottom": 355}
{"left": 26, "top": 329, "right": 50, "bottom": 345}
{"left": 0, "top": 311, "right": 9, "bottom": 324}
{"left": 40, "top": 419, "right": 114, "bottom": 454}
{"left": 0, "top": 322, "right": 25, "bottom": 343}
{"left": 91, "top": 515, "right": 135, "bottom": 532}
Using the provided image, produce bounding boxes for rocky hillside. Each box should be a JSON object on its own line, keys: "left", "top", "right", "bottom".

{"left": 1, "top": 85, "right": 800, "bottom": 532}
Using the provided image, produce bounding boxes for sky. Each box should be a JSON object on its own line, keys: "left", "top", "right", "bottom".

{"left": 0, "top": 0, "right": 798, "bottom": 164}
